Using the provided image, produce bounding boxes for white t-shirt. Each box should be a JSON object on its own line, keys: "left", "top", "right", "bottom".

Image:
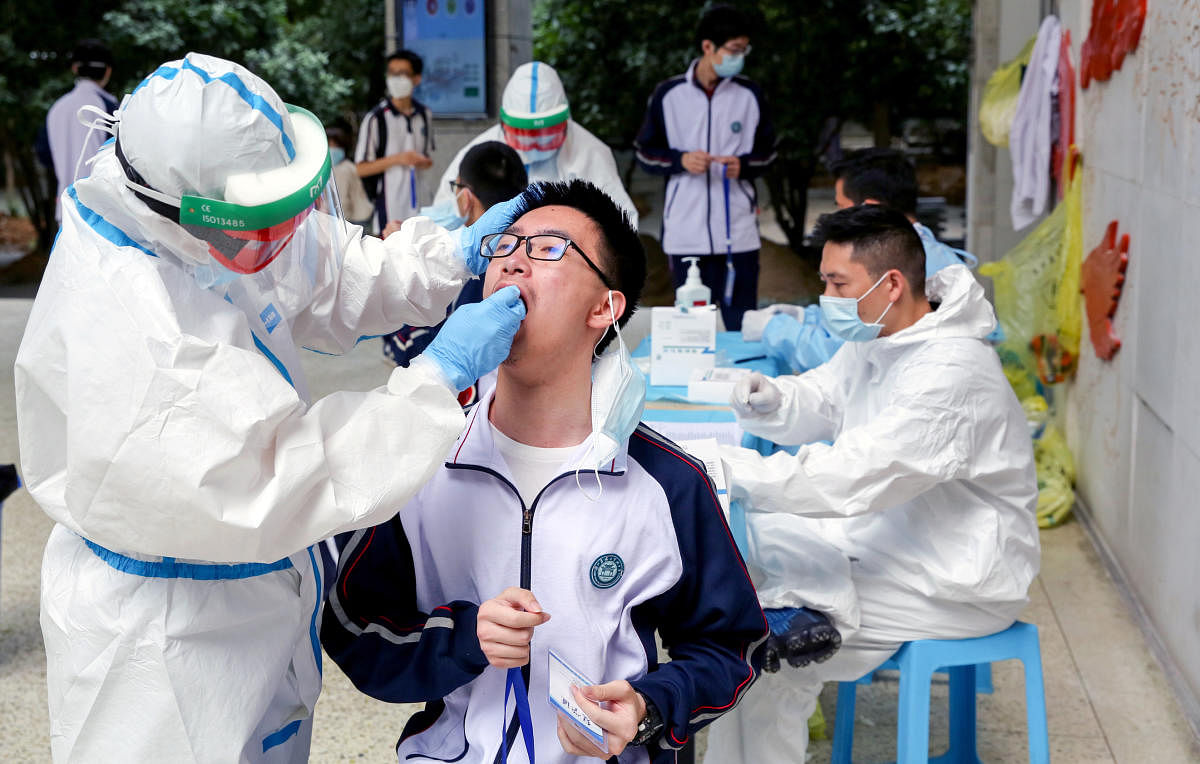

{"left": 491, "top": 426, "right": 583, "bottom": 507}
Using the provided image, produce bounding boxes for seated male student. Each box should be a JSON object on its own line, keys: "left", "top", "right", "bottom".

{"left": 322, "top": 180, "right": 766, "bottom": 763}
{"left": 382, "top": 140, "right": 529, "bottom": 377}
{"left": 743, "top": 147, "right": 979, "bottom": 373}
{"left": 702, "top": 204, "right": 1039, "bottom": 763}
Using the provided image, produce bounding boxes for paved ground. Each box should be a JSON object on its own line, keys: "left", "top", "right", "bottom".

{"left": 1, "top": 197, "right": 1197, "bottom": 760}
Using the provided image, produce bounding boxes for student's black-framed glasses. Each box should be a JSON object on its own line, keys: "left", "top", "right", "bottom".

{"left": 480, "top": 233, "right": 614, "bottom": 289}
{"left": 448, "top": 180, "right": 470, "bottom": 194}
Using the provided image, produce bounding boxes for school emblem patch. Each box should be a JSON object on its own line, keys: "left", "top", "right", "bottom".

{"left": 731, "top": 121, "right": 743, "bottom": 133}
{"left": 589, "top": 554, "right": 624, "bottom": 589}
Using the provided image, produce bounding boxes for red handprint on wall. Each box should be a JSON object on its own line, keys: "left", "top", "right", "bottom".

{"left": 1081, "top": 220, "right": 1130, "bottom": 360}
{"left": 1080, "top": 0, "right": 1146, "bottom": 89}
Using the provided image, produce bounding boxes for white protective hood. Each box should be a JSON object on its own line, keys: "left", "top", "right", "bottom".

{"left": 501, "top": 60, "right": 570, "bottom": 124}
{"left": 433, "top": 63, "right": 639, "bottom": 227}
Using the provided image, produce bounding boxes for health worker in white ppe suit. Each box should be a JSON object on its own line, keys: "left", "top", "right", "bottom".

{"left": 703, "top": 204, "right": 1040, "bottom": 764}
{"left": 14, "top": 52, "right": 526, "bottom": 763}
{"left": 430, "top": 61, "right": 639, "bottom": 229}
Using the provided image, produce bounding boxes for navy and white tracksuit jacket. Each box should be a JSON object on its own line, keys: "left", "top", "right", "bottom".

{"left": 635, "top": 61, "right": 777, "bottom": 256}
{"left": 321, "top": 393, "right": 767, "bottom": 763}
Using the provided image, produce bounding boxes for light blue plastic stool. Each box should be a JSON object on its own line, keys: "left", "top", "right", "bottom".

{"left": 831, "top": 621, "right": 1049, "bottom": 763}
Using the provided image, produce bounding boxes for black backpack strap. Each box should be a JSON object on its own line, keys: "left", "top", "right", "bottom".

{"left": 360, "top": 101, "right": 389, "bottom": 205}
{"left": 374, "top": 102, "right": 389, "bottom": 164}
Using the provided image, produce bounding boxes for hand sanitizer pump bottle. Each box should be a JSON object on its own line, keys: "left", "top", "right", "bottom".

{"left": 675, "top": 257, "right": 711, "bottom": 307}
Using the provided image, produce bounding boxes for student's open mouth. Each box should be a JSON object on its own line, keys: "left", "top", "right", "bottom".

{"left": 492, "top": 281, "right": 529, "bottom": 311}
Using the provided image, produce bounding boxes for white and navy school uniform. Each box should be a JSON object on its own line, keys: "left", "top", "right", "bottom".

{"left": 635, "top": 61, "right": 777, "bottom": 330}
{"left": 45, "top": 78, "right": 118, "bottom": 220}
{"left": 321, "top": 392, "right": 767, "bottom": 763}
{"left": 355, "top": 97, "right": 435, "bottom": 233}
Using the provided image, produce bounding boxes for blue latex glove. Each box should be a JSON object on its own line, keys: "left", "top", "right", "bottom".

{"left": 422, "top": 285, "right": 525, "bottom": 391}
{"left": 456, "top": 194, "right": 526, "bottom": 275}
{"left": 758, "top": 607, "right": 842, "bottom": 673}
{"left": 913, "top": 222, "right": 979, "bottom": 272}
{"left": 761, "top": 308, "right": 844, "bottom": 374}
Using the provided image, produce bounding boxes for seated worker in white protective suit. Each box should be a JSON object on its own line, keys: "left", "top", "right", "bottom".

{"left": 703, "top": 204, "right": 1040, "bottom": 763}
{"left": 14, "top": 52, "right": 527, "bottom": 763}
{"left": 742, "top": 147, "right": 980, "bottom": 373}
{"left": 431, "top": 61, "right": 639, "bottom": 228}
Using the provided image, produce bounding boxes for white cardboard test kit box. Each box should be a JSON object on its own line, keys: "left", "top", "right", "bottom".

{"left": 650, "top": 306, "right": 717, "bottom": 386}
{"left": 687, "top": 366, "right": 753, "bottom": 404}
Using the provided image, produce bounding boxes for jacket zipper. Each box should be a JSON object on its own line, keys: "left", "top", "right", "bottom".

{"left": 663, "top": 182, "right": 680, "bottom": 221}
{"left": 444, "top": 462, "right": 625, "bottom": 763}
{"left": 705, "top": 89, "right": 715, "bottom": 255}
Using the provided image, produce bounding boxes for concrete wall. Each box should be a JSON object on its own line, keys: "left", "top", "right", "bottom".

{"left": 969, "top": 0, "right": 1200, "bottom": 735}
{"left": 1065, "top": 0, "right": 1200, "bottom": 733}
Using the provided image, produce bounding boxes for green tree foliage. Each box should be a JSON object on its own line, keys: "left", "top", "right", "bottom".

{"left": 533, "top": 0, "right": 971, "bottom": 254}
{"left": 0, "top": 0, "right": 385, "bottom": 257}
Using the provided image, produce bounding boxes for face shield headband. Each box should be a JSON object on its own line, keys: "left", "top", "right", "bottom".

{"left": 115, "top": 104, "right": 344, "bottom": 275}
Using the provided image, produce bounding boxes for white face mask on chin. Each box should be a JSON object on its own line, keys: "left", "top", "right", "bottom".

{"left": 576, "top": 291, "right": 646, "bottom": 500}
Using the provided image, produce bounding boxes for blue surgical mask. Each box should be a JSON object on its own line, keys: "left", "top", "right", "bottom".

{"left": 329, "top": 147, "right": 346, "bottom": 166}
{"left": 419, "top": 195, "right": 467, "bottom": 231}
{"left": 713, "top": 51, "right": 745, "bottom": 78}
{"left": 518, "top": 146, "right": 560, "bottom": 166}
{"left": 818, "top": 272, "right": 895, "bottom": 342}
{"left": 578, "top": 291, "right": 646, "bottom": 498}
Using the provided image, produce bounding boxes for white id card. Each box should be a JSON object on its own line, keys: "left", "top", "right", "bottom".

{"left": 547, "top": 650, "right": 608, "bottom": 753}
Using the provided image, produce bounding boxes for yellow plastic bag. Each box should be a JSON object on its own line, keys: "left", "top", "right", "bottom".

{"left": 1033, "top": 423, "right": 1075, "bottom": 528}
{"left": 808, "top": 702, "right": 828, "bottom": 741}
{"left": 980, "top": 35, "right": 1037, "bottom": 147}
{"left": 979, "top": 166, "right": 1083, "bottom": 386}
{"left": 1056, "top": 159, "right": 1083, "bottom": 364}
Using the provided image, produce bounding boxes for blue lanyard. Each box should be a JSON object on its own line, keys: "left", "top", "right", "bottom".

{"left": 409, "top": 167, "right": 417, "bottom": 209}
{"left": 722, "top": 164, "right": 735, "bottom": 307}
{"left": 501, "top": 667, "right": 536, "bottom": 763}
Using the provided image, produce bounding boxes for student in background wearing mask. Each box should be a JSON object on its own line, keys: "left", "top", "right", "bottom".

{"left": 327, "top": 126, "right": 374, "bottom": 227}
{"left": 322, "top": 180, "right": 765, "bottom": 764}
{"left": 432, "top": 62, "right": 639, "bottom": 228}
{"left": 635, "top": 4, "right": 777, "bottom": 331}
{"left": 702, "top": 204, "right": 1039, "bottom": 764}
{"left": 382, "top": 141, "right": 529, "bottom": 382}
{"left": 355, "top": 49, "right": 434, "bottom": 233}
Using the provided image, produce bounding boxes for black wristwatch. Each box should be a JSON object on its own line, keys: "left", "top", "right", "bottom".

{"left": 630, "top": 694, "right": 665, "bottom": 746}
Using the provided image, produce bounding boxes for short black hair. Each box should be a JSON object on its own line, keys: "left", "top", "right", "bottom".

{"left": 71, "top": 38, "right": 112, "bottom": 81}
{"left": 513, "top": 180, "right": 646, "bottom": 354}
{"left": 386, "top": 49, "right": 424, "bottom": 76}
{"left": 696, "top": 4, "right": 754, "bottom": 49}
{"left": 813, "top": 204, "right": 925, "bottom": 297}
{"left": 459, "top": 141, "right": 528, "bottom": 209}
{"left": 832, "top": 148, "right": 919, "bottom": 216}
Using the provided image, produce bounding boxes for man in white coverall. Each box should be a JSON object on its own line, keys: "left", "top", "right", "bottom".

{"left": 432, "top": 61, "right": 638, "bottom": 227}
{"left": 14, "top": 52, "right": 526, "bottom": 762}
{"left": 703, "top": 204, "right": 1040, "bottom": 762}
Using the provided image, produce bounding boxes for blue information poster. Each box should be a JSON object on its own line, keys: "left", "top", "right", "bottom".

{"left": 399, "top": 0, "right": 488, "bottom": 117}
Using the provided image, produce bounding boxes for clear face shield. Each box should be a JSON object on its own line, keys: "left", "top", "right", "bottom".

{"left": 500, "top": 105, "right": 569, "bottom": 164}
{"left": 117, "top": 104, "right": 349, "bottom": 280}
